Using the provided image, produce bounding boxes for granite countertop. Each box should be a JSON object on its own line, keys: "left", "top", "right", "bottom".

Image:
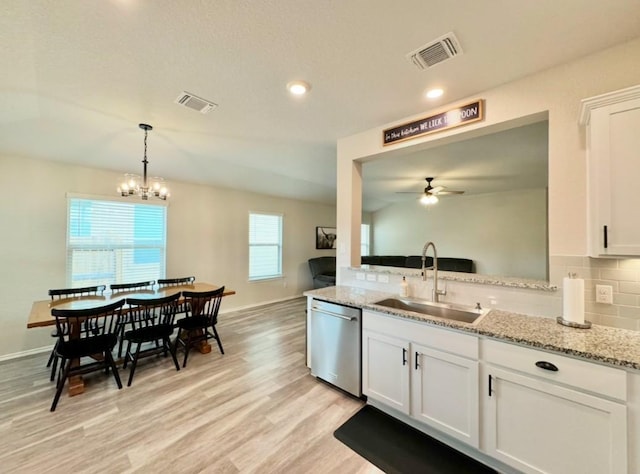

{"left": 352, "top": 265, "right": 558, "bottom": 291}
{"left": 304, "top": 285, "right": 640, "bottom": 371}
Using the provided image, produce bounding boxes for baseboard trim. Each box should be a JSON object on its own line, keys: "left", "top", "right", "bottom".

{"left": 0, "top": 345, "right": 53, "bottom": 363}
{"left": 219, "top": 294, "right": 305, "bottom": 314}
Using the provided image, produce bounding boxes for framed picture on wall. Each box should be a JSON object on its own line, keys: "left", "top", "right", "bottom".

{"left": 316, "top": 226, "right": 337, "bottom": 249}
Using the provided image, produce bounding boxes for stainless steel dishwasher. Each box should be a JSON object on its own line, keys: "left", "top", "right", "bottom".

{"left": 309, "top": 299, "right": 362, "bottom": 397}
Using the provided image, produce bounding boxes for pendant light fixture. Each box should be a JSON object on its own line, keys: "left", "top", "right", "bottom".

{"left": 117, "top": 123, "right": 169, "bottom": 200}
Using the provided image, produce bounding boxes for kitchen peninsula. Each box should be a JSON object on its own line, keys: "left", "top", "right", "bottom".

{"left": 305, "top": 285, "right": 640, "bottom": 473}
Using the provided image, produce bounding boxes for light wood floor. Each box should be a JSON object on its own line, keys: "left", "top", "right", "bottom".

{"left": 0, "top": 297, "right": 382, "bottom": 474}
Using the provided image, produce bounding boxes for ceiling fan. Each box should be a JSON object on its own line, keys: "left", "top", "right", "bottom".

{"left": 397, "top": 177, "right": 465, "bottom": 205}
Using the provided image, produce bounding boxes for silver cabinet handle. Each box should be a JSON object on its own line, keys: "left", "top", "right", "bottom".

{"left": 311, "top": 307, "right": 356, "bottom": 321}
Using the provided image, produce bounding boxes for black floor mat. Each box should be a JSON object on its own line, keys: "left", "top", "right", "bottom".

{"left": 334, "top": 405, "right": 497, "bottom": 474}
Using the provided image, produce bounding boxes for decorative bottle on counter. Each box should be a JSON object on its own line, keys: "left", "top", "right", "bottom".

{"left": 400, "top": 276, "right": 409, "bottom": 297}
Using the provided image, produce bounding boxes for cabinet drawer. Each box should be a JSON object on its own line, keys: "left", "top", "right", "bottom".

{"left": 363, "top": 310, "right": 478, "bottom": 359}
{"left": 482, "top": 338, "right": 626, "bottom": 401}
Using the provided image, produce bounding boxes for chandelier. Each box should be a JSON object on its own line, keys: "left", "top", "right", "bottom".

{"left": 117, "top": 123, "right": 169, "bottom": 200}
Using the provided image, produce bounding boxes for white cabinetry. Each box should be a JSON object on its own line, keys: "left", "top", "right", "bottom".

{"left": 362, "top": 330, "right": 410, "bottom": 413}
{"left": 411, "top": 343, "right": 479, "bottom": 446}
{"left": 482, "top": 339, "right": 627, "bottom": 474}
{"left": 580, "top": 85, "right": 640, "bottom": 256}
{"left": 362, "top": 310, "right": 479, "bottom": 447}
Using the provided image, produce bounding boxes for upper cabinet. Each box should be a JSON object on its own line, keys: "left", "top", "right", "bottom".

{"left": 580, "top": 85, "right": 640, "bottom": 256}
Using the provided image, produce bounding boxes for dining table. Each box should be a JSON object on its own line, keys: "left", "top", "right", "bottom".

{"left": 27, "top": 282, "right": 235, "bottom": 396}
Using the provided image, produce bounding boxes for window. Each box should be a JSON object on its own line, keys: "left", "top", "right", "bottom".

{"left": 361, "top": 223, "right": 371, "bottom": 256}
{"left": 67, "top": 197, "right": 167, "bottom": 286}
{"left": 249, "top": 212, "right": 283, "bottom": 280}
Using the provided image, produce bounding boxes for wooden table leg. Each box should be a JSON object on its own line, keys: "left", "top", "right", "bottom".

{"left": 68, "top": 375, "right": 85, "bottom": 396}
{"left": 68, "top": 356, "right": 85, "bottom": 396}
{"left": 197, "top": 339, "right": 212, "bottom": 354}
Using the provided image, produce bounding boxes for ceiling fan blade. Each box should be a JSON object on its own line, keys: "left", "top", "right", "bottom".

{"left": 434, "top": 190, "right": 465, "bottom": 195}
{"left": 395, "top": 191, "right": 426, "bottom": 194}
{"left": 430, "top": 185, "right": 444, "bottom": 193}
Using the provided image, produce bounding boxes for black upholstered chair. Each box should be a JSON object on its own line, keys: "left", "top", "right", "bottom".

{"left": 49, "top": 300, "right": 124, "bottom": 412}
{"left": 308, "top": 257, "right": 336, "bottom": 288}
{"left": 46, "top": 285, "right": 107, "bottom": 382}
{"left": 122, "top": 293, "right": 181, "bottom": 386}
{"left": 175, "top": 286, "right": 225, "bottom": 368}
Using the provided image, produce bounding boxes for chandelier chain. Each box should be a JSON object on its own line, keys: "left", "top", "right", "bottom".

{"left": 117, "top": 123, "right": 169, "bottom": 200}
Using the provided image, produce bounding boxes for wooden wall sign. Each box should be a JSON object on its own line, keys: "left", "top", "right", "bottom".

{"left": 383, "top": 99, "right": 484, "bottom": 146}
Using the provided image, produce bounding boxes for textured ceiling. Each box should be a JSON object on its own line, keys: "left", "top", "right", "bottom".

{"left": 1, "top": 1, "right": 639, "bottom": 206}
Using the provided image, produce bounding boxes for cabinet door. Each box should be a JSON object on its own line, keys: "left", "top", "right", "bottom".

{"left": 411, "top": 344, "right": 479, "bottom": 447}
{"left": 590, "top": 97, "right": 640, "bottom": 255}
{"left": 362, "top": 329, "right": 410, "bottom": 414}
{"left": 485, "top": 366, "right": 627, "bottom": 474}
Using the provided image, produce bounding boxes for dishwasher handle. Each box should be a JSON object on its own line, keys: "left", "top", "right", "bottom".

{"left": 311, "top": 307, "right": 357, "bottom": 321}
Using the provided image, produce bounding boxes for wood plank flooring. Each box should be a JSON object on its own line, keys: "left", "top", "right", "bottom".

{"left": 0, "top": 297, "right": 382, "bottom": 474}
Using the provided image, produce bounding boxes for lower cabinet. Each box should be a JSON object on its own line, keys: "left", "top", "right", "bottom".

{"left": 412, "top": 343, "right": 479, "bottom": 447}
{"left": 362, "top": 310, "right": 633, "bottom": 473}
{"left": 482, "top": 340, "right": 628, "bottom": 474}
{"left": 362, "top": 310, "right": 479, "bottom": 447}
{"left": 362, "top": 330, "right": 410, "bottom": 413}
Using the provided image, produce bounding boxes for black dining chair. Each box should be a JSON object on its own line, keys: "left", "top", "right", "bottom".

{"left": 175, "top": 286, "right": 225, "bottom": 368}
{"left": 110, "top": 280, "right": 156, "bottom": 357}
{"left": 48, "top": 285, "right": 107, "bottom": 300}
{"left": 49, "top": 300, "right": 124, "bottom": 412}
{"left": 122, "top": 293, "right": 181, "bottom": 386}
{"left": 158, "top": 276, "right": 195, "bottom": 315}
{"left": 46, "top": 285, "right": 107, "bottom": 382}
{"left": 157, "top": 276, "right": 195, "bottom": 288}
{"left": 110, "top": 280, "right": 155, "bottom": 294}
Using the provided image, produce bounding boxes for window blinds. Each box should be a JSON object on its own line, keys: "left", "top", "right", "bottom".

{"left": 67, "top": 197, "right": 167, "bottom": 287}
{"left": 249, "top": 212, "right": 283, "bottom": 280}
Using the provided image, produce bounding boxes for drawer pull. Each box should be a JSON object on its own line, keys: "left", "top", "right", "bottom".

{"left": 535, "top": 361, "right": 559, "bottom": 372}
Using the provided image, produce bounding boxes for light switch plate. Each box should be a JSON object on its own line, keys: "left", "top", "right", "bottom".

{"left": 377, "top": 274, "right": 390, "bottom": 283}
{"left": 366, "top": 274, "right": 377, "bottom": 282}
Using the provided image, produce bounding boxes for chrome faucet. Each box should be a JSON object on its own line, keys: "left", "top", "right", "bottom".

{"left": 421, "top": 241, "right": 446, "bottom": 302}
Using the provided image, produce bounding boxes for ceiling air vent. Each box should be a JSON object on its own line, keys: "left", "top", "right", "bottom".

{"left": 407, "top": 32, "right": 463, "bottom": 70}
{"left": 174, "top": 91, "right": 218, "bottom": 114}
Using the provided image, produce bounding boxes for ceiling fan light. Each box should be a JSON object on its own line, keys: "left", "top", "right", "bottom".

{"left": 420, "top": 194, "right": 439, "bottom": 205}
{"left": 287, "top": 80, "right": 311, "bottom": 95}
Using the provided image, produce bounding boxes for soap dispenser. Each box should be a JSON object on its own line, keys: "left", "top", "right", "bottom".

{"left": 399, "top": 276, "right": 409, "bottom": 297}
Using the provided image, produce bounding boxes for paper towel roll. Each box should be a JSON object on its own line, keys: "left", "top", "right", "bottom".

{"left": 563, "top": 276, "right": 585, "bottom": 324}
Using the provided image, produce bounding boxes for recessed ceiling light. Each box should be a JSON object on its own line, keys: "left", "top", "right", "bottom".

{"left": 287, "top": 80, "right": 311, "bottom": 96}
{"left": 426, "top": 88, "right": 444, "bottom": 99}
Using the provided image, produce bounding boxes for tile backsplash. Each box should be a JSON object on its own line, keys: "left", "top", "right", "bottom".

{"left": 550, "top": 256, "right": 640, "bottom": 330}
{"left": 340, "top": 255, "right": 640, "bottom": 332}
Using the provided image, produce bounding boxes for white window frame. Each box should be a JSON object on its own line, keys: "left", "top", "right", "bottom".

{"left": 361, "top": 223, "right": 371, "bottom": 256}
{"left": 66, "top": 193, "right": 167, "bottom": 287}
{"left": 248, "top": 211, "right": 283, "bottom": 281}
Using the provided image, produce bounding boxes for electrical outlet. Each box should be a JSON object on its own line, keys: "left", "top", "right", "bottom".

{"left": 377, "top": 274, "right": 389, "bottom": 283}
{"left": 356, "top": 273, "right": 365, "bottom": 281}
{"left": 366, "top": 274, "right": 377, "bottom": 282}
{"left": 595, "top": 284, "right": 613, "bottom": 304}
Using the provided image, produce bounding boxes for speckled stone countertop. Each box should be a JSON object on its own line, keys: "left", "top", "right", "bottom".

{"left": 304, "top": 286, "right": 640, "bottom": 371}
{"left": 352, "top": 265, "right": 558, "bottom": 291}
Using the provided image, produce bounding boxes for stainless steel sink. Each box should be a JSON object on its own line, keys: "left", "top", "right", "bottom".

{"left": 373, "top": 297, "right": 488, "bottom": 324}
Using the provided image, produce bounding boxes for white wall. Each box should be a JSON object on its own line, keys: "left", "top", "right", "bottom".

{"left": 371, "top": 189, "right": 547, "bottom": 279}
{"left": 336, "top": 38, "right": 640, "bottom": 329}
{"left": 0, "top": 155, "right": 336, "bottom": 358}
